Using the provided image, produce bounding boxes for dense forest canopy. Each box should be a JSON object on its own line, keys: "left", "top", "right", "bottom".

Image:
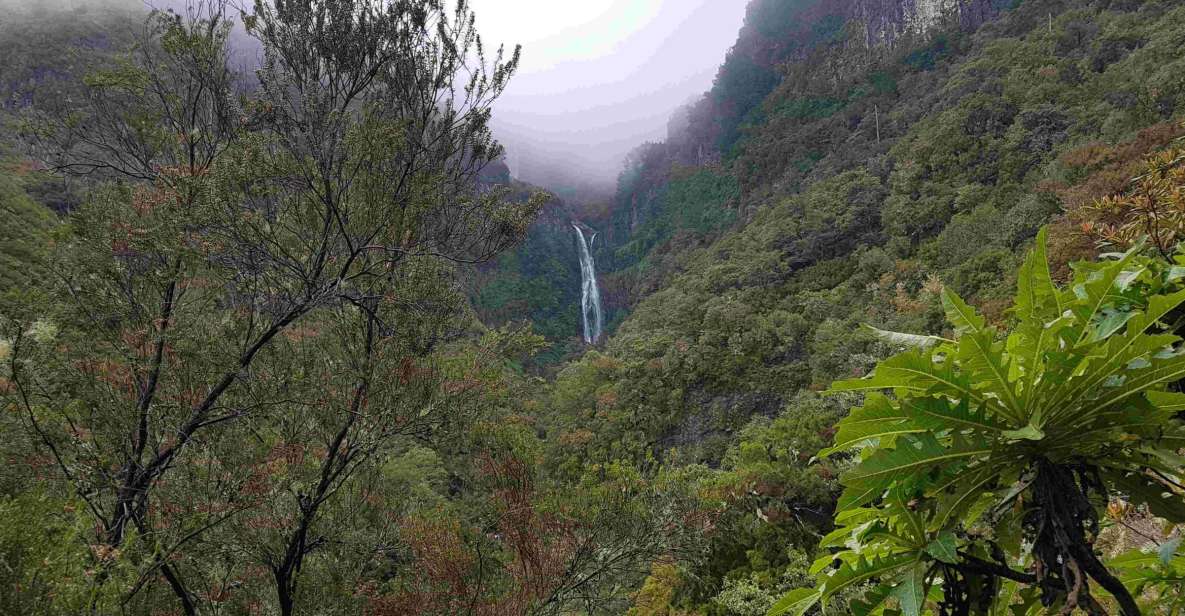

{"left": 2, "top": 0, "right": 1185, "bottom": 615}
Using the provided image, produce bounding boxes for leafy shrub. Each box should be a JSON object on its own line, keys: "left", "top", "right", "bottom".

{"left": 1083, "top": 145, "right": 1185, "bottom": 257}
{"left": 773, "top": 230, "right": 1185, "bottom": 615}
{"left": 0, "top": 493, "right": 111, "bottom": 615}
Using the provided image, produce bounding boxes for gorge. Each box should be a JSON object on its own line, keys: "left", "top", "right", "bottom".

{"left": 3, "top": 0, "right": 1185, "bottom": 614}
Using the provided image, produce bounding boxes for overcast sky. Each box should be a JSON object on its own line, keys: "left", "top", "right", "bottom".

{"left": 1, "top": 0, "right": 748, "bottom": 195}
{"left": 466, "top": 0, "right": 748, "bottom": 192}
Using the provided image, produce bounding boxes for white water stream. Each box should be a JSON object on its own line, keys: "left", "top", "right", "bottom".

{"left": 573, "top": 224, "right": 603, "bottom": 344}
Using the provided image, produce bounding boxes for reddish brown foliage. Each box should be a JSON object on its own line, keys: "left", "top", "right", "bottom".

{"left": 76, "top": 358, "right": 136, "bottom": 400}
{"left": 1044, "top": 217, "right": 1098, "bottom": 281}
{"left": 131, "top": 184, "right": 172, "bottom": 215}
{"left": 281, "top": 325, "right": 322, "bottom": 343}
{"left": 557, "top": 429, "right": 595, "bottom": 449}
{"left": 396, "top": 357, "right": 434, "bottom": 385}
{"left": 1056, "top": 122, "right": 1185, "bottom": 213}
{"left": 1045, "top": 121, "right": 1185, "bottom": 275}
{"left": 366, "top": 454, "right": 587, "bottom": 616}
{"left": 1082, "top": 149, "right": 1185, "bottom": 255}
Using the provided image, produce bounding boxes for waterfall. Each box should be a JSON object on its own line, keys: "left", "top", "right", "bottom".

{"left": 573, "top": 224, "right": 603, "bottom": 344}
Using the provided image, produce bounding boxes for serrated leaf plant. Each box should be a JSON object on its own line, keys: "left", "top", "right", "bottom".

{"left": 1107, "top": 536, "right": 1185, "bottom": 614}
{"left": 771, "top": 228, "right": 1185, "bottom": 616}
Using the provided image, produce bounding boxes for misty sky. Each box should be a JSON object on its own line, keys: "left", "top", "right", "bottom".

{"left": 467, "top": 0, "right": 748, "bottom": 192}
{"left": 1, "top": 0, "right": 748, "bottom": 196}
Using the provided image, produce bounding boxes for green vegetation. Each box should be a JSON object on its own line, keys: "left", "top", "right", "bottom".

{"left": 498, "top": 0, "right": 1185, "bottom": 613}
{"left": 612, "top": 166, "right": 739, "bottom": 269}
{"left": 470, "top": 195, "right": 585, "bottom": 363}
{"left": 4, "top": 0, "right": 1185, "bottom": 615}
{"left": 775, "top": 231, "right": 1185, "bottom": 615}
{"left": 0, "top": 173, "right": 54, "bottom": 292}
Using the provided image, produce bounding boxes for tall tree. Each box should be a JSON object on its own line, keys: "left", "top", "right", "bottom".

{"left": 5, "top": 0, "right": 535, "bottom": 613}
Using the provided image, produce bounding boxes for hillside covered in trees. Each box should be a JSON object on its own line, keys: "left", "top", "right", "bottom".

{"left": 3, "top": 0, "right": 1185, "bottom": 615}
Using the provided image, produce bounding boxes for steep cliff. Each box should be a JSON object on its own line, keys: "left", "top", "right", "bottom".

{"left": 477, "top": 0, "right": 1019, "bottom": 355}
{"left": 467, "top": 183, "right": 593, "bottom": 363}
{"left": 539, "top": 1, "right": 1185, "bottom": 607}
{"left": 672, "top": 0, "right": 1013, "bottom": 161}
{"left": 855, "top": 0, "right": 1009, "bottom": 46}
{"left": 600, "top": 0, "right": 1016, "bottom": 307}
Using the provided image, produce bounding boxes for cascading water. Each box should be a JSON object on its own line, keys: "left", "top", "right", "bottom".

{"left": 573, "top": 224, "right": 604, "bottom": 344}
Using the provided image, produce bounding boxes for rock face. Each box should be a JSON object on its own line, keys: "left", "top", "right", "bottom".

{"left": 658, "top": 0, "right": 1013, "bottom": 162}
{"left": 727, "top": 0, "right": 1007, "bottom": 69}
{"left": 853, "top": 0, "right": 1007, "bottom": 47}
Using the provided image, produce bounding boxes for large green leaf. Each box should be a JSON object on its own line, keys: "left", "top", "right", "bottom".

{"left": 1000, "top": 423, "right": 1044, "bottom": 442}
{"left": 1067, "top": 246, "right": 1140, "bottom": 344}
{"left": 1148, "top": 390, "right": 1185, "bottom": 412}
{"left": 1104, "top": 469, "right": 1185, "bottom": 523}
{"left": 820, "top": 508, "right": 880, "bottom": 550}
{"left": 831, "top": 349, "right": 986, "bottom": 408}
{"left": 924, "top": 532, "right": 959, "bottom": 564}
{"left": 1077, "top": 352, "right": 1185, "bottom": 423}
{"left": 820, "top": 552, "right": 918, "bottom": 599}
{"left": 1010, "top": 231, "right": 1071, "bottom": 411}
{"left": 929, "top": 463, "right": 1012, "bottom": 530}
{"left": 1108, "top": 549, "right": 1162, "bottom": 570}
{"left": 819, "top": 393, "right": 925, "bottom": 457}
{"left": 1014, "top": 228, "right": 1060, "bottom": 326}
{"left": 1087, "top": 307, "right": 1137, "bottom": 344}
{"left": 907, "top": 397, "right": 1006, "bottom": 434}
{"left": 1009, "top": 313, "right": 1071, "bottom": 418}
{"left": 989, "top": 580, "right": 1022, "bottom": 616}
{"left": 840, "top": 433, "right": 991, "bottom": 510}
{"left": 767, "top": 588, "right": 822, "bottom": 616}
{"left": 1044, "top": 287, "right": 1185, "bottom": 424}
{"left": 890, "top": 487, "right": 926, "bottom": 545}
{"left": 942, "top": 288, "right": 986, "bottom": 335}
{"left": 1109, "top": 549, "right": 1168, "bottom": 591}
{"left": 890, "top": 561, "right": 927, "bottom": 616}
{"left": 863, "top": 323, "right": 951, "bottom": 349}
{"left": 850, "top": 584, "right": 894, "bottom": 616}
{"left": 863, "top": 524, "right": 925, "bottom": 551}
{"left": 954, "top": 329, "right": 1023, "bottom": 424}
{"left": 1108, "top": 546, "right": 1185, "bottom": 609}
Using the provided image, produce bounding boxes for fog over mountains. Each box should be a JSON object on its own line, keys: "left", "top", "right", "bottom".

{"left": 470, "top": 0, "right": 748, "bottom": 200}
{"left": 0, "top": 0, "right": 747, "bottom": 203}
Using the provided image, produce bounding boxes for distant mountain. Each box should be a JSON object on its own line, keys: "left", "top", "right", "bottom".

{"left": 480, "top": 0, "right": 1020, "bottom": 354}
{"left": 527, "top": 0, "right": 1185, "bottom": 446}
{"left": 525, "top": 0, "right": 1185, "bottom": 608}
{"left": 0, "top": 2, "right": 145, "bottom": 291}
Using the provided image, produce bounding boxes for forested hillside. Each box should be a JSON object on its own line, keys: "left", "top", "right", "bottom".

{"left": 3, "top": 0, "right": 1185, "bottom": 615}
{"left": 511, "top": 0, "right": 1185, "bottom": 612}
{"left": 549, "top": 0, "right": 1185, "bottom": 459}
{"left": 0, "top": 2, "right": 134, "bottom": 292}
{"left": 478, "top": 0, "right": 1022, "bottom": 355}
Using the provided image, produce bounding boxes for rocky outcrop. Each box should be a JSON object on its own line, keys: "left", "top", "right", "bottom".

{"left": 657, "top": 0, "right": 1013, "bottom": 163}
{"left": 853, "top": 0, "right": 1009, "bottom": 47}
